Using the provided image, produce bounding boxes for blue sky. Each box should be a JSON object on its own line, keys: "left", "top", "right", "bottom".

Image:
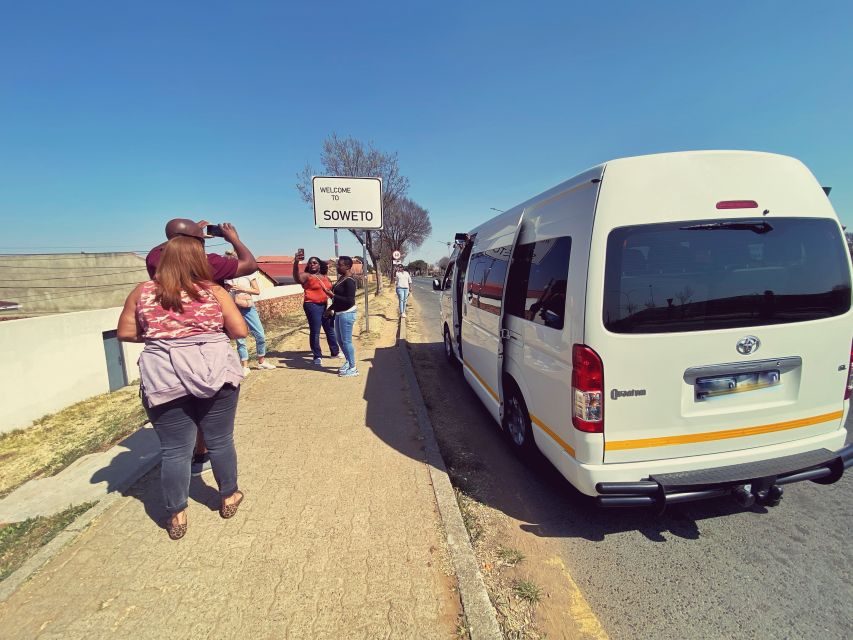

{"left": 1, "top": 1, "right": 851, "bottom": 265}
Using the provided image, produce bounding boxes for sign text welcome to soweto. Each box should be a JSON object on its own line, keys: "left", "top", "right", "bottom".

{"left": 312, "top": 176, "right": 383, "bottom": 230}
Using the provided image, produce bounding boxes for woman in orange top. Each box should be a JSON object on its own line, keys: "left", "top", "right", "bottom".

{"left": 293, "top": 249, "right": 340, "bottom": 366}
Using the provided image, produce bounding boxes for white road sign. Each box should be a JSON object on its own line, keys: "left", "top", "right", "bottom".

{"left": 392, "top": 250, "right": 401, "bottom": 260}
{"left": 313, "top": 176, "right": 383, "bottom": 230}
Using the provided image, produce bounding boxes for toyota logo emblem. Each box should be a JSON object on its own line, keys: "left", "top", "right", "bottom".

{"left": 736, "top": 336, "right": 761, "bottom": 355}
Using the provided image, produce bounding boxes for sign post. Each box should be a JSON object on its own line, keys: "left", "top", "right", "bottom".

{"left": 312, "top": 176, "right": 383, "bottom": 333}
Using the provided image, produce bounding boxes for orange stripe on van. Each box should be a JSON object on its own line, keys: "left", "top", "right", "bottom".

{"left": 530, "top": 414, "right": 576, "bottom": 458}
{"left": 604, "top": 411, "right": 844, "bottom": 452}
{"left": 462, "top": 360, "right": 499, "bottom": 402}
{"left": 464, "top": 360, "right": 577, "bottom": 458}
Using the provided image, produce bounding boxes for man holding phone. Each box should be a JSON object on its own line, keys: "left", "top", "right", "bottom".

{"left": 145, "top": 218, "right": 258, "bottom": 475}
{"left": 145, "top": 218, "right": 257, "bottom": 282}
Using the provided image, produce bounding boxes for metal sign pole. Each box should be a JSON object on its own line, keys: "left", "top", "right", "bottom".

{"left": 363, "top": 241, "right": 369, "bottom": 332}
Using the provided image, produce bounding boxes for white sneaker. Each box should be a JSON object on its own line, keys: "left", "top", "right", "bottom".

{"left": 401, "top": 313, "right": 406, "bottom": 318}
{"left": 242, "top": 367, "right": 251, "bottom": 376}
{"left": 257, "top": 361, "right": 276, "bottom": 370}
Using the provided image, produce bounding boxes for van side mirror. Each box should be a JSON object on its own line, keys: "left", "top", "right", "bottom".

{"left": 432, "top": 278, "right": 441, "bottom": 291}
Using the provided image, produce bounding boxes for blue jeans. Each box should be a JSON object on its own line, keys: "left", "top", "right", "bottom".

{"left": 144, "top": 385, "right": 240, "bottom": 514}
{"left": 235, "top": 305, "right": 266, "bottom": 362}
{"left": 396, "top": 287, "right": 409, "bottom": 315}
{"left": 334, "top": 309, "right": 357, "bottom": 370}
{"left": 303, "top": 302, "right": 339, "bottom": 359}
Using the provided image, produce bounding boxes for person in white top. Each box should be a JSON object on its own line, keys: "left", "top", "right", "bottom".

{"left": 394, "top": 267, "right": 413, "bottom": 318}
{"left": 224, "top": 250, "right": 276, "bottom": 373}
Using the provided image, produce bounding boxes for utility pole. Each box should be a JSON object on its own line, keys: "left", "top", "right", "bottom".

{"left": 333, "top": 229, "right": 339, "bottom": 258}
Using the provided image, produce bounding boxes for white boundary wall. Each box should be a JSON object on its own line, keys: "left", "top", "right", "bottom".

{"left": 0, "top": 286, "right": 303, "bottom": 434}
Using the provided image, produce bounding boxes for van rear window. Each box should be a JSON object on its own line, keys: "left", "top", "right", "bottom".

{"left": 603, "top": 218, "right": 852, "bottom": 333}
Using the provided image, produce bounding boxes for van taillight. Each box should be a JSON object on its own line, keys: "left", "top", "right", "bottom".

{"left": 572, "top": 345, "right": 604, "bottom": 433}
{"left": 845, "top": 339, "right": 853, "bottom": 401}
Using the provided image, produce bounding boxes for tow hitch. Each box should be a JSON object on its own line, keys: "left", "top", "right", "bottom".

{"left": 596, "top": 444, "right": 852, "bottom": 513}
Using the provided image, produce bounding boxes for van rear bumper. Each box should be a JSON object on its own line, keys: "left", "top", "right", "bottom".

{"left": 595, "top": 443, "right": 853, "bottom": 511}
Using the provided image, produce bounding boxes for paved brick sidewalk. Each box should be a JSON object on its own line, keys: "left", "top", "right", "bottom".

{"left": 0, "top": 298, "right": 462, "bottom": 639}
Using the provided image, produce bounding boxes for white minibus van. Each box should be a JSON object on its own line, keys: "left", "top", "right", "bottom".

{"left": 436, "top": 150, "right": 853, "bottom": 510}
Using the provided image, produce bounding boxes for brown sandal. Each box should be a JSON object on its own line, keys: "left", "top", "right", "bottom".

{"left": 220, "top": 491, "right": 244, "bottom": 519}
{"left": 166, "top": 512, "right": 187, "bottom": 540}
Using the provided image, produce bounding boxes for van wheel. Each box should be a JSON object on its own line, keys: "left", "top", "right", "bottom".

{"left": 443, "top": 326, "right": 457, "bottom": 365}
{"left": 504, "top": 385, "right": 534, "bottom": 454}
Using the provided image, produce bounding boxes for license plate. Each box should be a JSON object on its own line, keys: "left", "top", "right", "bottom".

{"left": 695, "top": 369, "right": 781, "bottom": 401}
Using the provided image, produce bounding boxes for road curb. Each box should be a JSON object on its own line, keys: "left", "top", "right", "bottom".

{"left": 397, "top": 318, "right": 503, "bottom": 640}
{"left": 0, "top": 431, "right": 161, "bottom": 604}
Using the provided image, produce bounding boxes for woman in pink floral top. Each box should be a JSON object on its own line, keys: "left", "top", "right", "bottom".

{"left": 118, "top": 236, "right": 248, "bottom": 539}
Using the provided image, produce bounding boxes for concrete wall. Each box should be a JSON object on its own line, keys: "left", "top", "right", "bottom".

{"left": 0, "top": 285, "right": 306, "bottom": 434}
{"left": 0, "top": 253, "right": 148, "bottom": 318}
{"left": 0, "top": 308, "right": 144, "bottom": 434}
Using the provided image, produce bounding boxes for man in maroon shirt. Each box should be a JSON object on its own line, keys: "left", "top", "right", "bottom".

{"left": 147, "top": 218, "right": 258, "bottom": 474}
{"left": 146, "top": 219, "right": 257, "bottom": 283}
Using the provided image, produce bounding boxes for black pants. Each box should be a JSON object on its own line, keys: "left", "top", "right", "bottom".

{"left": 144, "top": 385, "right": 240, "bottom": 514}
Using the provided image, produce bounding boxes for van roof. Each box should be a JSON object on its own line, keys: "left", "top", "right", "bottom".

{"left": 468, "top": 150, "right": 834, "bottom": 239}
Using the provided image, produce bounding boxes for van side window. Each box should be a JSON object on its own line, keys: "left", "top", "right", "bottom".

{"left": 479, "top": 248, "right": 510, "bottom": 315}
{"left": 442, "top": 261, "right": 455, "bottom": 289}
{"left": 467, "top": 254, "right": 490, "bottom": 308}
{"left": 506, "top": 236, "right": 572, "bottom": 330}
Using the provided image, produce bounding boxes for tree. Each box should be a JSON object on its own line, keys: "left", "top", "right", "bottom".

{"left": 297, "top": 134, "right": 409, "bottom": 295}
{"left": 377, "top": 197, "right": 432, "bottom": 278}
{"left": 437, "top": 256, "right": 450, "bottom": 271}
{"left": 406, "top": 259, "right": 429, "bottom": 276}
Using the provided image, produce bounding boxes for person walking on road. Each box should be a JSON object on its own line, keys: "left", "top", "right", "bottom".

{"left": 395, "top": 266, "right": 412, "bottom": 318}
{"left": 118, "top": 235, "right": 247, "bottom": 540}
{"left": 146, "top": 219, "right": 257, "bottom": 477}
{"left": 224, "top": 250, "right": 275, "bottom": 374}
{"left": 321, "top": 256, "right": 359, "bottom": 377}
{"left": 292, "top": 249, "right": 340, "bottom": 366}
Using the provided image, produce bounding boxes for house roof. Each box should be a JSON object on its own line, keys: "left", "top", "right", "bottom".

{"left": 257, "top": 263, "right": 297, "bottom": 285}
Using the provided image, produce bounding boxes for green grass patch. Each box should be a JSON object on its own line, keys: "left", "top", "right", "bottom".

{"left": 0, "top": 502, "right": 95, "bottom": 581}
{"left": 497, "top": 546, "right": 525, "bottom": 567}
{"left": 512, "top": 579, "right": 543, "bottom": 604}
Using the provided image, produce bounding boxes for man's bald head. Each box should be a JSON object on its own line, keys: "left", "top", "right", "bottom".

{"left": 164, "top": 218, "right": 204, "bottom": 240}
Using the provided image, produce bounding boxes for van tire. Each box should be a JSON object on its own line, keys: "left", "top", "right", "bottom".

{"left": 443, "top": 326, "right": 458, "bottom": 366}
{"left": 503, "top": 383, "right": 535, "bottom": 456}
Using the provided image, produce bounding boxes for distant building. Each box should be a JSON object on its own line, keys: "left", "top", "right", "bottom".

{"left": 0, "top": 253, "right": 149, "bottom": 318}
{"left": 256, "top": 255, "right": 340, "bottom": 285}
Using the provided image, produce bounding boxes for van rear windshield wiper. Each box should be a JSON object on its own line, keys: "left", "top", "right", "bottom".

{"left": 679, "top": 221, "right": 773, "bottom": 234}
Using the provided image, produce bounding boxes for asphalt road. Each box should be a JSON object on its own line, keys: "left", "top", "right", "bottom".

{"left": 408, "top": 276, "right": 853, "bottom": 640}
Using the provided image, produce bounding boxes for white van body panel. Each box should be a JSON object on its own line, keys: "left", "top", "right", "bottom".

{"left": 440, "top": 150, "right": 851, "bottom": 498}
{"left": 586, "top": 152, "right": 851, "bottom": 465}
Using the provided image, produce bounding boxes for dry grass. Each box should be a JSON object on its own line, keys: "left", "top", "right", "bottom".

{"left": 0, "top": 502, "right": 95, "bottom": 581}
{"left": 0, "top": 388, "right": 147, "bottom": 499}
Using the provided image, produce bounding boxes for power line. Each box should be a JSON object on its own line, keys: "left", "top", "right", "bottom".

{"left": 0, "top": 268, "right": 148, "bottom": 282}
{"left": 4, "top": 282, "right": 143, "bottom": 303}
{"left": 0, "top": 280, "right": 145, "bottom": 290}
{"left": 0, "top": 264, "right": 147, "bottom": 270}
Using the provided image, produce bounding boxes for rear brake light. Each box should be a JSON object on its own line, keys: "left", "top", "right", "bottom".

{"left": 845, "top": 339, "right": 853, "bottom": 401}
{"left": 716, "top": 200, "right": 758, "bottom": 209}
{"left": 572, "top": 344, "right": 604, "bottom": 433}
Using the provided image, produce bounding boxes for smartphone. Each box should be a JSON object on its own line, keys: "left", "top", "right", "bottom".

{"left": 206, "top": 224, "right": 224, "bottom": 237}
{"left": 297, "top": 248, "right": 304, "bottom": 258}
